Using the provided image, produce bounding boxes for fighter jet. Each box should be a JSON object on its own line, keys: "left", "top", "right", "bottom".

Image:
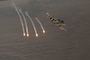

{"left": 46, "top": 12, "right": 67, "bottom": 32}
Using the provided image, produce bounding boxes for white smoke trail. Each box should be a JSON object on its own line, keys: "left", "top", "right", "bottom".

{"left": 35, "top": 17, "right": 45, "bottom": 34}
{"left": 12, "top": 3, "right": 26, "bottom": 36}
{"left": 18, "top": 9, "right": 29, "bottom": 37}
{"left": 25, "top": 11, "right": 38, "bottom": 37}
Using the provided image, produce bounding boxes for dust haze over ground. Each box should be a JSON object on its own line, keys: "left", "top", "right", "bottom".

{"left": 0, "top": 0, "right": 90, "bottom": 60}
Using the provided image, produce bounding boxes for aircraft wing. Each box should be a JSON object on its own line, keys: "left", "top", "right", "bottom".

{"left": 57, "top": 24, "right": 67, "bottom": 32}
{"left": 46, "top": 12, "right": 60, "bottom": 24}
{"left": 59, "top": 26, "right": 67, "bottom": 32}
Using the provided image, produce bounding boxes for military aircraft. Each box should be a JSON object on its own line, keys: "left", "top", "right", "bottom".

{"left": 46, "top": 12, "right": 67, "bottom": 32}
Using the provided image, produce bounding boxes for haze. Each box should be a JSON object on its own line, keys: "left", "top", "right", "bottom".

{"left": 0, "top": 0, "right": 90, "bottom": 60}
